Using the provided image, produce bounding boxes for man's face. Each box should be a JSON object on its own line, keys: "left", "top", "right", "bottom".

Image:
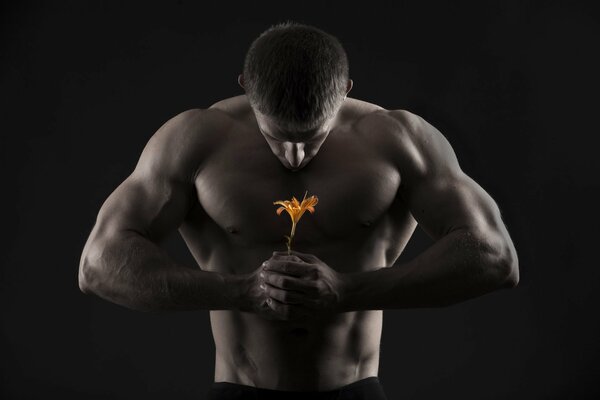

{"left": 253, "top": 111, "right": 332, "bottom": 171}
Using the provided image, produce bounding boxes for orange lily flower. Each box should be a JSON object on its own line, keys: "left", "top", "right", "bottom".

{"left": 273, "top": 190, "right": 318, "bottom": 254}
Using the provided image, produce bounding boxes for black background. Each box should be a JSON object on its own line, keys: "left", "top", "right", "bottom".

{"left": 2, "top": 1, "right": 599, "bottom": 399}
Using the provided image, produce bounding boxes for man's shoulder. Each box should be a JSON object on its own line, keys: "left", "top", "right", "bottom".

{"left": 377, "top": 109, "right": 461, "bottom": 182}
{"left": 166, "top": 106, "right": 236, "bottom": 133}
{"left": 158, "top": 104, "right": 245, "bottom": 148}
{"left": 347, "top": 105, "right": 447, "bottom": 179}
{"left": 346, "top": 102, "right": 425, "bottom": 148}
{"left": 361, "top": 107, "right": 423, "bottom": 135}
{"left": 141, "top": 107, "right": 235, "bottom": 179}
{"left": 207, "top": 95, "right": 254, "bottom": 122}
{"left": 341, "top": 99, "right": 418, "bottom": 133}
{"left": 384, "top": 108, "right": 423, "bottom": 131}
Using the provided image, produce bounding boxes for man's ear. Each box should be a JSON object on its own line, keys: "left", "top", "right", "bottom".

{"left": 238, "top": 74, "right": 245, "bottom": 89}
{"left": 345, "top": 79, "right": 353, "bottom": 96}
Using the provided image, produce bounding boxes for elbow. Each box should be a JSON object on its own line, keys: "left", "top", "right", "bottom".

{"left": 490, "top": 241, "right": 520, "bottom": 289}
{"left": 78, "top": 242, "right": 106, "bottom": 295}
{"left": 78, "top": 272, "right": 88, "bottom": 294}
{"left": 78, "top": 260, "right": 98, "bottom": 295}
{"left": 501, "top": 255, "right": 520, "bottom": 288}
{"left": 507, "top": 255, "right": 520, "bottom": 287}
{"left": 471, "top": 228, "right": 519, "bottom": 289}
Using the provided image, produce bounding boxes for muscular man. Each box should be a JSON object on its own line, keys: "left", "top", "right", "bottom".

{"left": 78, "top": 22, "right": 519, "bottom": 399}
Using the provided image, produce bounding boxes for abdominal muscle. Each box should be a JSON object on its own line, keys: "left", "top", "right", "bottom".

{"left": 210, "top": 306, "right": 382, "bottom": 391}
{"left": 179, "top": 202, "right": 394, "bottom": 390}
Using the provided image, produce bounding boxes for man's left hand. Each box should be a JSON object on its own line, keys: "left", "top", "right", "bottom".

{"left": 260, "top": 250, "right": 347, "bottom": 321}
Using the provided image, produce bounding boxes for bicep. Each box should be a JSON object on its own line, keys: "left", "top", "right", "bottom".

{"left": 396, "top": 112, "right": 504, "bottom": 242}
{"left": 91, "top": 110, "right": 205, "bottom": 244}
{"left": 94, "top": 173, "right": 195, "bottom": 243}
{"left": 402, "top": 168, "right": 503, "bottom": 242}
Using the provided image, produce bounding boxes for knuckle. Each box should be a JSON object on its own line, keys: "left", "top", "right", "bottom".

{"left": 279, "top": 277, "right": 290, "bottom": 289}
{"left": 265, "top": 273, "right": 275, "bottom": 285}
{"left": 275, "top": 275, "right": 285, "bottom": 287}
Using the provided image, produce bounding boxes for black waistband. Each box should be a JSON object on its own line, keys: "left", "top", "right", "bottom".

{"left": 211, "top": 376, "right": 380, "bottom": 394}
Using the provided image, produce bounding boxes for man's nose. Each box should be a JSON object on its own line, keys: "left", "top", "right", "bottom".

{"left": 283, "top": 142, "right": 305, "bottom": 168}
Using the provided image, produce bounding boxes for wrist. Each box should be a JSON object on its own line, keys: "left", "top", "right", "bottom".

{"left": 220, "top": 273, "right": 241, "bottom": 310}
{"left": 338, "top": 267, "right": 395, "bottom": 312}
{"left": 222, "top": 272, "right": 247, "bottom": 311}
{"left": 338, "top": 271, "right": 362, "bottom": 313}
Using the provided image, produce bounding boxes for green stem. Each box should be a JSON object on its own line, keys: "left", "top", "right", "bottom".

{"left": 287, "top": 222, "right": 297, "bottom": 255}
{"left": 291, "top": 221, "right": 297, "bottom": 239}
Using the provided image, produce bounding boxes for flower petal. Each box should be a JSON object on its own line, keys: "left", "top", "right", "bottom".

{"left": 274, "top": 193, "right": 318, "bottom": 225}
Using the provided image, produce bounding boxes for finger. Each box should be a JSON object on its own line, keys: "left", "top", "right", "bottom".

{"left": 271, "top": 253, "right": 304, "bottom": 263}
{"left": 263, "top": 272, "right": 319, "bottom": 294}
{"left": 263, "top": 283, "right": 305, "bottom": 304}
{"left": 264, "top": 260, "right": 315, "bottom": 277}
{"left": 273, "top": 250, "right": 318, "bottom": 263}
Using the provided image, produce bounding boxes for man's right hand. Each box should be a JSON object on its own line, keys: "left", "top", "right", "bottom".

{"left": 235, "top": 255, "right": 312, "bottom": 322}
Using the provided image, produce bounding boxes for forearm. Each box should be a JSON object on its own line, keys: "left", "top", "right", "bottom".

{"left": 79, "top": 232, "right": 239, "bottom": 312}
{"left": 340, "top": 228, "right": 516, "bottom": 311}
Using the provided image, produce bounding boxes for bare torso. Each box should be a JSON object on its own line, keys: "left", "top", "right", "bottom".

{"left": 179, "top": 95, "right": 417, "bottom": 390}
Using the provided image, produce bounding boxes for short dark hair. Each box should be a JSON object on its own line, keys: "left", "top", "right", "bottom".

{"left": 243, "top": 21, "right": 349, "bottom": 132}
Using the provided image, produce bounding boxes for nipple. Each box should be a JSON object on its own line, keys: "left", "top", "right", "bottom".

{"left": 226, "top": 226, "right": 239, "bottom": 234}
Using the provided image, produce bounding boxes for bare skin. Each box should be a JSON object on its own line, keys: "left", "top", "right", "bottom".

{"left": 79, "top": 86, "right": 519, "bottom": 390}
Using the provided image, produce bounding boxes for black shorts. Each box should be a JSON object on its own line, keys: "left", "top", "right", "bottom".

{"left": 206, "top": 376, "right": 388, "bottom": 400}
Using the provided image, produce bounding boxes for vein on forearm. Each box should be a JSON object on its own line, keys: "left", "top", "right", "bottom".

{"left": 342, "top": 228, "right": 511, "bottom": 311}
{"left": 88, "top": 233, "right": 232, "bottom": 312}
